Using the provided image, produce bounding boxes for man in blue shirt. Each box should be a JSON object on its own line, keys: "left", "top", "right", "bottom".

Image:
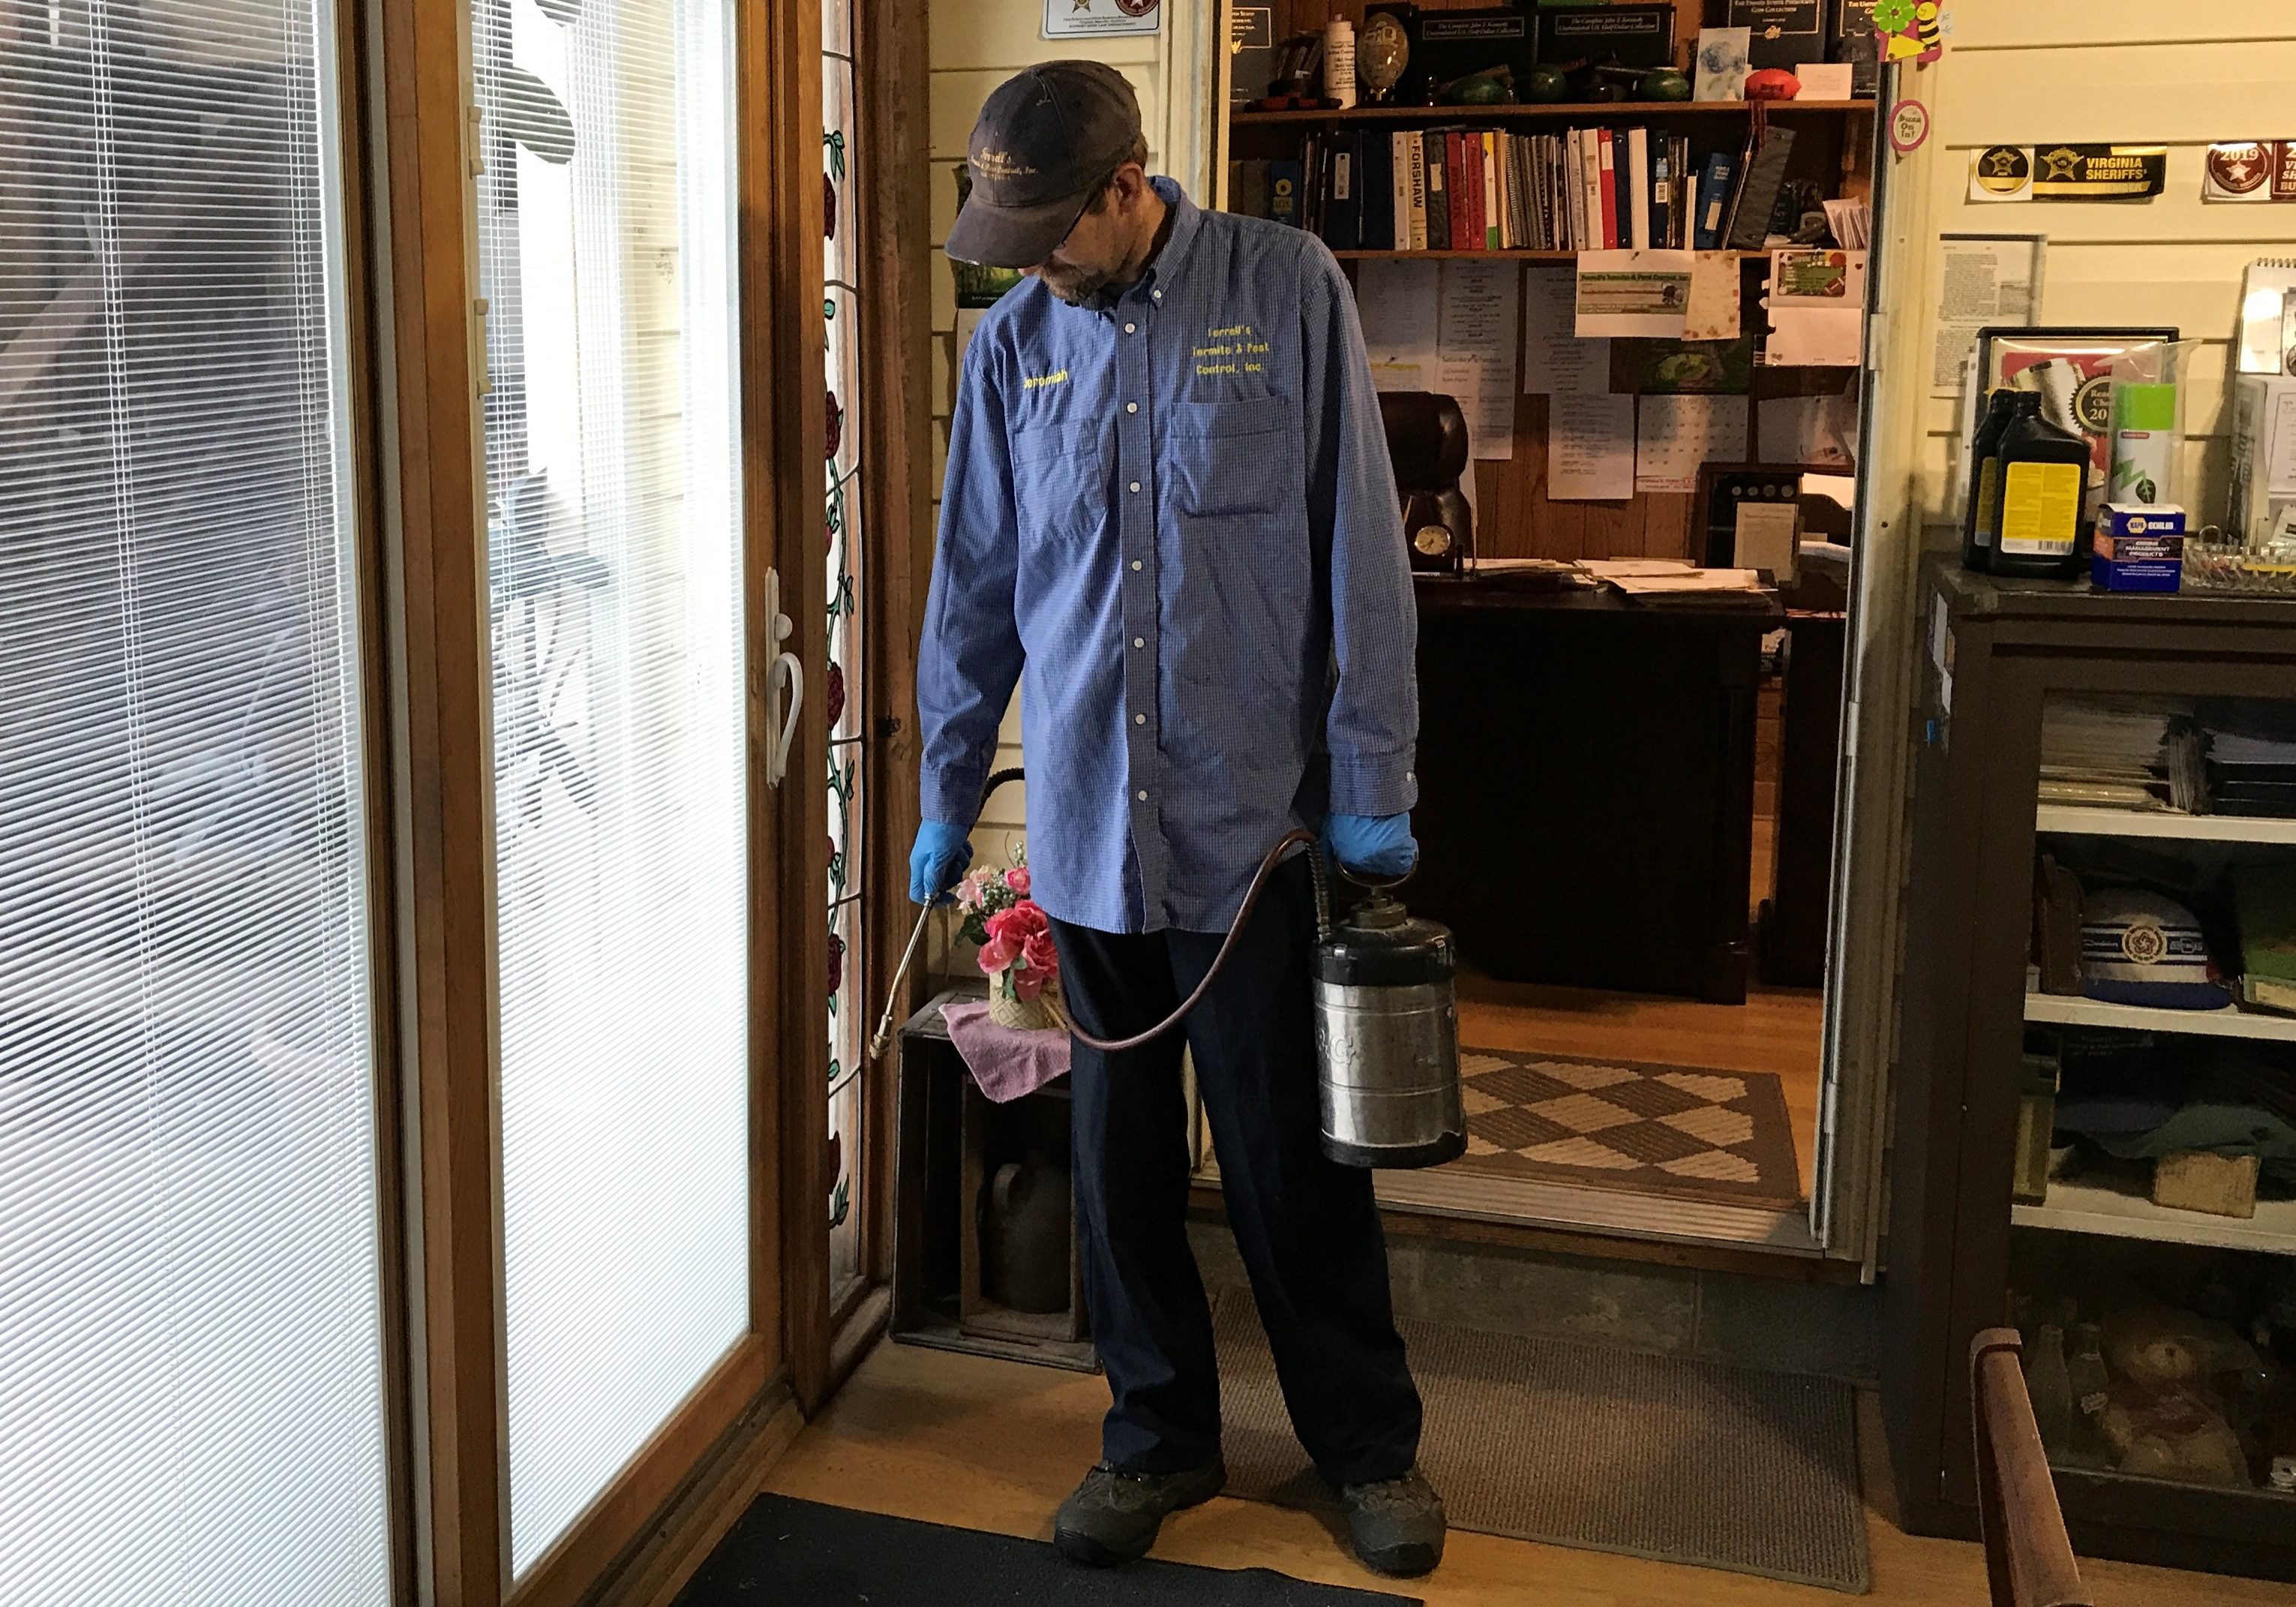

{"left": 913, "top": 61, "right": 1444, "bottom": 1578}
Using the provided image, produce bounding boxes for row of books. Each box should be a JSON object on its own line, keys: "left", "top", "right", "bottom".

{"left": 1230, "top": 125, "right": 1797, "bottom": 256}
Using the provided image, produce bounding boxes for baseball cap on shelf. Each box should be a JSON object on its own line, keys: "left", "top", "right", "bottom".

{"left": 944, "top": 60, "right": 1143, "bottom": 270}
{"left": 2078, "top": 888, "right": 2227, "bottom": 1010}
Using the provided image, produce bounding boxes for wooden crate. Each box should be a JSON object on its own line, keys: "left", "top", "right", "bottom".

{"left": 890, "top": 988, "right": 1097, "bottom": 1371}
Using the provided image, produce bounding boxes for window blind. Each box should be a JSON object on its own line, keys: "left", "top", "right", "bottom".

{"left": 471, "top": 0, "right": 750, "bottom": 1573}
{"left": 0, "top": 0, "right": 388, "bottom": 1602}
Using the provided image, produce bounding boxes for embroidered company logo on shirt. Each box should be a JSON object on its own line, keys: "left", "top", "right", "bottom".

{"left": 1022, "top": 368, "right": 1070, "bottom": 391}
{"left": 1193, "top": 323, "right": 1270, "bottom": 377}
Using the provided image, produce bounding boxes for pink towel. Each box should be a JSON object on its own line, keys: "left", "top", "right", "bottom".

{"left": 941, "top": 999, "right": 1071, "bottom": 1103}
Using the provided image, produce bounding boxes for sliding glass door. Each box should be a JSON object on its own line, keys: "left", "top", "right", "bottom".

{"left": 469, "top": 0, "right": 751, "bottom": 1574}
{"left": 0, "top": 0, "right": 388, "bottom": 1598}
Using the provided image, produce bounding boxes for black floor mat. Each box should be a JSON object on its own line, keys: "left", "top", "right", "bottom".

{"left": 674, "top": 1493, "right": 1418, "bottom": 1607}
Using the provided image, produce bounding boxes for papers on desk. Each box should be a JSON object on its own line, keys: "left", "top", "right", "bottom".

{"left": 1600, "top": 566, "right": 1766, "bottom": 598}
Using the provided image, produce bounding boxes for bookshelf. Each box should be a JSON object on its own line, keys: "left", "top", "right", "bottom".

{"left": 1234, "top": 99, "right": 1877, "bottom": 126}
{"left": 1220, "top": 1, "right": 1880, "bottom": 564}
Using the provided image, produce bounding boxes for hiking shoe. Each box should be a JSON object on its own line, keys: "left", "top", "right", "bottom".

{"left": 1340, "top": 1465, "right": 1447, "bottom": 1577}
{"left": 1053, "top": 1458, "right": 1226, "bottom": 1566}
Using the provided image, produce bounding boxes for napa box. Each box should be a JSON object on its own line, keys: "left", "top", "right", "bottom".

{"left": 2090, "top": 503, "right": 2186, "bottom": 592}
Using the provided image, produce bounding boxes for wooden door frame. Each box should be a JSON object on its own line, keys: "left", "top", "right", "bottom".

{"left": 366, "top": 0, "right": 813, "bottom": 1600}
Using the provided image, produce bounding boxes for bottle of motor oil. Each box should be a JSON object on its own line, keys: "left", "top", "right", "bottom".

{"left": 1960, "top": 389, "right": 2021, "bottom": 571}
{"left": 1988, "top": 399, "right": 2091, "bottom": 580}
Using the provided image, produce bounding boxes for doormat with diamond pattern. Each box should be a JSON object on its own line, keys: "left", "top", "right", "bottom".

{"left": 1453, "top": 1050, "right": 1802, "bottom": 1209}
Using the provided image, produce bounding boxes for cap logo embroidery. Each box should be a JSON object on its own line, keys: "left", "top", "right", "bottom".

{"left": 974, "top": 148, "right": 1037, "bottom": 180}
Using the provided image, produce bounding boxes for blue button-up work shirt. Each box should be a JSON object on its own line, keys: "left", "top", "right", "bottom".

{"left": 919, "top": 179, "right": 1418, "bottom": 935}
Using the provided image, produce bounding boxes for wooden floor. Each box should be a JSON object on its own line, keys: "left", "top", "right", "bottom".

{"left": 1457, "top": 975, "right": 1826, "bottom": 1199}
{"left": 761, "top": 1338, "right": 2291, "bottom": 1607}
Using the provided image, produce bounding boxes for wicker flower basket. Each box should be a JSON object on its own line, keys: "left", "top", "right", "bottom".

{"left": 988, "top": 969, "right": 1062, "bottom": 1033}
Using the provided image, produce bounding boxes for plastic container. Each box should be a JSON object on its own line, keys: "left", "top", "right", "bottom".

{"left": 1960, "top": 389, "right": 2021, "bottom": 572}
{"left": 1988, "top": 401, "right": 2092, "bottom": 580}
{"left": 2109, "top": 341, "right": 2192, "bottom": 508}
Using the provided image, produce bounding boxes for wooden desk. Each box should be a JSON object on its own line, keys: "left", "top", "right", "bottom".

{"left": 1409, "top": 580, "right": 1778, "bottom": 1004}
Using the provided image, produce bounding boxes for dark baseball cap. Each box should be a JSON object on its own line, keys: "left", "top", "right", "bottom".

{"left": 945, "top": 60, "right": 1143, "bottom": 269}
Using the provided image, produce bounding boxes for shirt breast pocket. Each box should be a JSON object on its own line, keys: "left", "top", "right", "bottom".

{"left": 1011, "top": 427, "right": 1106, "bottom": 548}
{"left": 1164, "top": 395, "right": 1298, "bottom": 519}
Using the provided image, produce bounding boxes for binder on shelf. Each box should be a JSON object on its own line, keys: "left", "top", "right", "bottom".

{"left": 1481, "top": 131, "right": 1500, "bottom": 251}
{"left": 1423, "top": 130, "right": 1442, "bottom": 252}
{"left": 1269, "top": 158, "right": 1303, "bottom": 229}
{"left": 1693, "top": 149, "right": 1733, "bottom": 250}
{"left": 1627, "top": 128, "right": 1650, "bottom": 251}
{"left": 1360, "top": 129, "right": 1393, "bottom": 251}
{"left": 1596, "top": 129, "right": 1619, "bottom": 251}
{"left": 1724, "top": 126, "right": 1795, "bottom": 251}
{"left": 1318, "top": 135, "right": 1352, "bottom": 247}
{"left": 1396, "top": 133, "right": 1414, "bottom": 252}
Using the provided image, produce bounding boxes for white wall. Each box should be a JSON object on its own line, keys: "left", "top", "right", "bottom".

{"left": 1889, "top": 4, "right": 2296, "bottom": 532}
{"left": 1830, "top": 1, "right": 2296, "bottom": 1263}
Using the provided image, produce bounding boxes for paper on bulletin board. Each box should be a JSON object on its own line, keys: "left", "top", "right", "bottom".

{"left": 1636, "top": 394, "right": 1750, "bottom": 494}
{"left": 1766, "top": 248, "right": 1866, "bottom": 367}
{"left": 1438, "top": 260, "right": 1520, "bottom": 459}
{"left": 1683, "top": 252, "right": 1742, "bottom": 342}
{"left": 1355, "top": 259, "right": 1440, "bottom": 392}
{"left": 1549, "top": 394, "right": 1635, "bottom": 500}
{"left": 1521, "top": 263, "right": 1610, "bottom": 395}
{"left": 1576, "top": 249, "right": 1696, "bottom": 338}
{"left": 1930, "top": 233, "right": 2045, "bottom": 396}
{"left": 1044, "top": 0, "right": 1158, "bottom": 38}
{"left": 956, "top": 306, "right": 987, "bottom": 371}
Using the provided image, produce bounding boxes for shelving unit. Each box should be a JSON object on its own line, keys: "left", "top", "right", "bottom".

{"left": 1884, "top": 563, "right": 2296, "bottom": 1581}
{"left": 2035, "top": 804, "right": 2296, "bottom": 844}
{"left": 2021, "top": 990, "right": 2296, "bottom": 1044}
{"left": 2013, "top": 1180, "right": 2296, "bottom": 1254}
{"left": 1220, "top": 0, "right": 1880, "bottom": 564}
{"left": 1332, "top": 246, "right": 1766, "bottom": 262}
{"left": 1232, "top": 99, "right": 1875, "bottom": 125}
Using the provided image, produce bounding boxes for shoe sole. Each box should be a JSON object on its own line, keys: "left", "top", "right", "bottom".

{"left": 1356, "top": 1539, "right": 1442, "bottom": 1578}
{"left": 1052, "top": 1465, "right": 1226, "bottom": 1568}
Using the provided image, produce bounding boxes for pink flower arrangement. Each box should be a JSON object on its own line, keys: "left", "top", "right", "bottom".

{"left": 956, "top": 848, "right": 1058, "bottom": 1002}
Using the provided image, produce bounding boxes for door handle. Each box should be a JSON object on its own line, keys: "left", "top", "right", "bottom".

{"left": 762, "top": 568, "right": 804, "bottom": 787}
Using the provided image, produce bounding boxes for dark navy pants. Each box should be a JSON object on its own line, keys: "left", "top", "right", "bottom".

{"left": 1048, "top": 855, "right": 1422, "bottom": 1488}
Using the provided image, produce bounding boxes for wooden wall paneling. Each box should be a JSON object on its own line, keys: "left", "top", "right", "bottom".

{"left": 854, "top": 0, "right": 935, "bottom": 1334}
{"left": 369, "top": 0, "right": 506, "bottom": 1592}
{"left": 752, "top": 0, "right": 834, "bottom": 1413}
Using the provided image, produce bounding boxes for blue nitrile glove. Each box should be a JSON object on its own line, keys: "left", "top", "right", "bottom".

{"left": 908, "top": 820, "right": 974, "bottom": 906}
{"left": 1321, "top": 813, "right": 1418, "bottom": 879}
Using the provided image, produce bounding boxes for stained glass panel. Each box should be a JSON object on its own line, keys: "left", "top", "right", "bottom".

{"left": 822, "top": 0, "right": 866, "bottom": 1299}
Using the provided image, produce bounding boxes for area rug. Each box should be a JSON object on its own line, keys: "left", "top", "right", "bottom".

{"left": 1212, "top": 1293, "right": 1870, "bottom": 1594}
{"left": 1449, "top": 1048, "right": 1803, "bottom": 1209}
{"left": 674, "top": 1493, "right": 1418, "bottom": 1605}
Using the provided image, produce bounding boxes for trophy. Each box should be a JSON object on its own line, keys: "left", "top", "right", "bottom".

{"left": 1357, "top": 8, "right": 1410, "bottom": 104}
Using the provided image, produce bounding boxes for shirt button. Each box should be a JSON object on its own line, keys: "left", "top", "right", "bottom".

{"left": 1126, "top": 401, "right": 1138, "bottom": 414}
{"left": 1133, "top": 637, "right": 1145, "bottom": 648}
{"left": 1124, "top": 322, "right": 1136, "bottom": 334}
{"left": 1136, "top": 790, "right": 1148, "bottom": 802}
{"left": 1134, "top": 713, "right": 1146, "bottom": 725}
{"left": 1152, "top": 290, "right": 1162, "bottom": 300}
{"left": 1131, "top": 560, "right": 1143, "bottom": 572}
{"left": 1129, "top": 480, "right": 1141, "bottom": 493}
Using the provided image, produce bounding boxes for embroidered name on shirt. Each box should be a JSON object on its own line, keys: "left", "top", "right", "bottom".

{"left": 1193, "top": 323, "right": 1270, "bottom": 376}
{"left": 1022, "top": 368, "right": 1070, "bottom": 391}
